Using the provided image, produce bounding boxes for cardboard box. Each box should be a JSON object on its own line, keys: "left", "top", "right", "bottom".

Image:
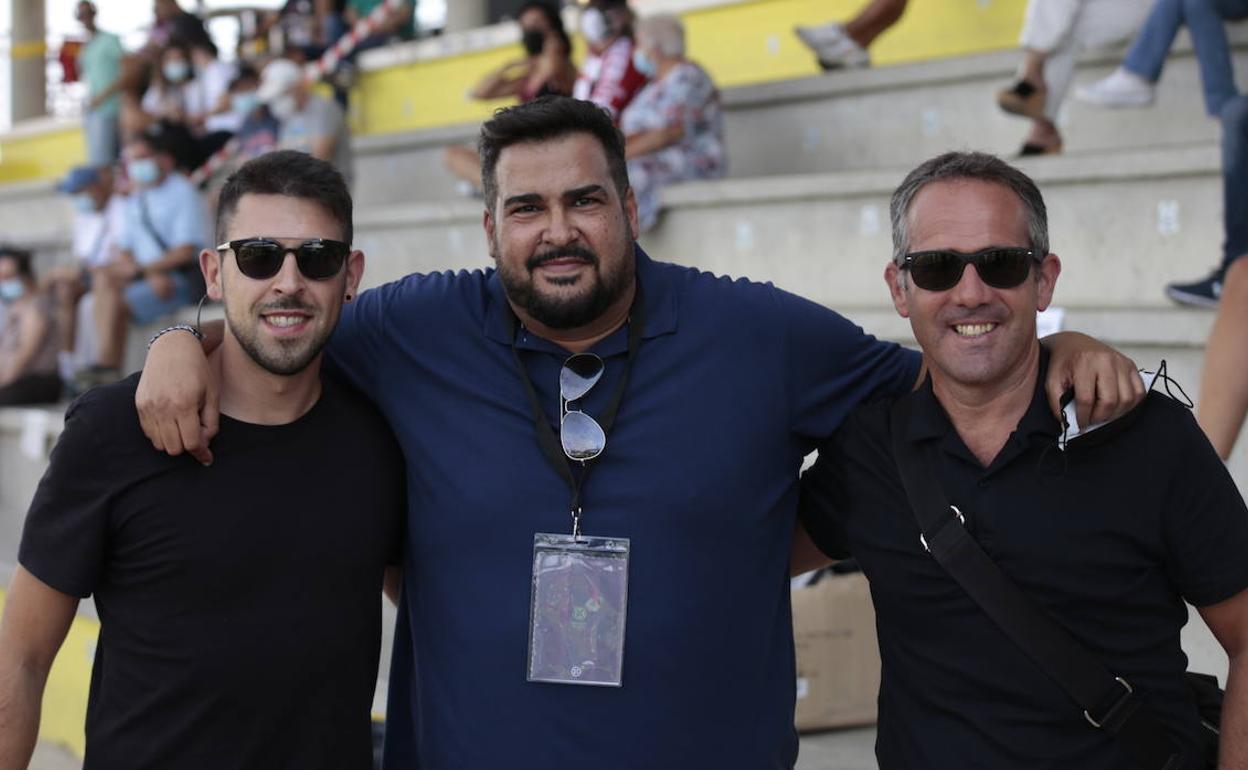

{"left": 792, "top": 571, "right": 881, "bottom": 732}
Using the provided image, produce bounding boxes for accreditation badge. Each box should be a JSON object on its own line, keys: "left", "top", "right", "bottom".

{"left": 527, "top": 533, "right": 630, "bottom": 687}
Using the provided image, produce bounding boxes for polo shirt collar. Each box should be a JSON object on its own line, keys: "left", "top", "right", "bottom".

{"left": 902, "top": 348, "right": 1061, "bottom": 447}
{"left": 483, "top": 244, "right": 679, "bottom": 356}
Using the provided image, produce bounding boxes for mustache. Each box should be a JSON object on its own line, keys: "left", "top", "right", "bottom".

{"left": 257, "top": 298, "right": 316, "bottom": 314}
{"left": 939, "top": 307, "right": 1008, "bottom": 325}
{"left": 526, "top": 245, "right": 599, "bottom": 271}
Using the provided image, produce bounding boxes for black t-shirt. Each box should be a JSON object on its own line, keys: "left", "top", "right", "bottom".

{"left": 19, "top": 373, "right": 404, "bottom": 770}
{"left": 799, "top": 361, "right": 1248, "bottom": 769}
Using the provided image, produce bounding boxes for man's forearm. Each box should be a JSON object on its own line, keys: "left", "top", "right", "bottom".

{"left": 1219, "top": 655, "right": 1248, "bottom": 769}
{"left": 0, "top": 662, "right": 47, "bottom": 770}
{"left": 145, "top": 244, "right": 197, "bottom": 273}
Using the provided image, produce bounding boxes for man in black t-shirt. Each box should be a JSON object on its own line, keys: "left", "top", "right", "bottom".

{"left": 795, "top": 152, "right": 1248, "bottom": 769}
{"left": 0, "top": 150, "right": 404, "bottom": 770}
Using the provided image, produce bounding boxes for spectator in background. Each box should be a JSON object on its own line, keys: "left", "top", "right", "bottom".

{"left": 140, "top": 43, "right": 235, "bottom": 169}
{"left": 0, "top": 247, "right": 61, "bottom": 406}
{"left": 622, "top": 14, "right": 725, "bottom": 232}
{"left": 345, "top": 0, "right": 416, "bottom": 51}
{"left": 228, "top": 68, "right": 280, "bottom": 161}
{"left": 443, "top": 1, "right": 577, "bottom": 192}
{"left": 186, "top": 39, "right": 240, "bottom": 141}
{"left": 75, "top": 1, "right": 125, "bottom": 167}
{"left": 49, "top": 166, "right": 127, "bottom": 384}
{"left": 1076, "top": 0, "right": 1247, "bottom": 113}
{"left": 795, "top": 0, "right": 908, "bottom": 70}
{"left": 995, "top": 0, "right": 1151, "bottom": 155}
{"left": 149, "top": 0, "right": 212, "bottom": 53}
{"left": 574, "top": 0, "right": 648, "bottom": 120}
{"left": 257, "top": 58, "right": 354, "bottom": 186}
{"left": 87, "top": 130, "right": 208, "bottom": 385}
{"left": 272, "top": 0, "right": 348, "bottom": 60}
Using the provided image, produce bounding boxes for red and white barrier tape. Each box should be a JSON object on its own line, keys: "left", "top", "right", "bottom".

{"left": 189, "top": 0, "right": 406, "bottom": 185}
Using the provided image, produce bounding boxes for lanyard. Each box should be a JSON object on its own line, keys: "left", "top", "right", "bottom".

{"left": 506, "top": 283, "right": 645, "bottom": 536}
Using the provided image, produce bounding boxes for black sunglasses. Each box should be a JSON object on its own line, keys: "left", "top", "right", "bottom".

{"left": 900, "top": 247, "right": 1038, "bottom": 292}
{"left": 217, "top": 238, "right": 350, "bottom": 281}
{"left": 560, "top": 353, "right": 606, "bottom": 462}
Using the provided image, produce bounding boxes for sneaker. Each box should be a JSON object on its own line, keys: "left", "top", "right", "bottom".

{"left": 1165, "top": 268, "right": 1223, "bottom": 308}
{"left": 1074, "top": 68, "right": 1155, "bottom": 108}
{"left": 794, "top": 22, "right": 870, "bottom": 70}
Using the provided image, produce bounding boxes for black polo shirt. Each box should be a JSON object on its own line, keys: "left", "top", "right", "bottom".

{"left": 800, "top": 352, "right": 1248, "bottom": 769}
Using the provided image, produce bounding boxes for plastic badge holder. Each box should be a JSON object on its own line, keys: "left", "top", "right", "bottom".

{"left": 528, "top": 533, "right": 630, "bottom": 687}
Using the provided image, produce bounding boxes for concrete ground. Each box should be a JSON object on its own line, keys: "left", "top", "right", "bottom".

{"left": 32, "top": 728, "right": 878, "bottom": 770}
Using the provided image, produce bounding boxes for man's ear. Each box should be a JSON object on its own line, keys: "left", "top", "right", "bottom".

{"left": 624, "top": 186, "right": 639, "bottom": 240}
{"left": 1035, "top": 253, "right": 1061, "bottom": 311}
{"left": 885, "top": 261, "right": 911, "bottom": 319}
{"left": 201, "top": 248, "right": 223, "bottom": 301}
{"left": 483, "top": 207, "right": 497, "bottom": 261}
{"left": 344, "top": 249, "right": 365, "bottom": 301}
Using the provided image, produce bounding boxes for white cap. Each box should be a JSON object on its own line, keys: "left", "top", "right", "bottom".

{"left": 257, "top": 58, "right": 304, "bottom": 104}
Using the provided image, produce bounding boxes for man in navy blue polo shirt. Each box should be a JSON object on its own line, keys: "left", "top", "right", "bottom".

{"left": 797, "top": 152, "right": 1248, "bottom": 769}
{"left": 136, "top": 98, "right": 1144, "bottom": 768}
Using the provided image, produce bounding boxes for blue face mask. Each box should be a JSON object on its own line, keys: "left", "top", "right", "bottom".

{"left": 231, "top": 91, "right": 260, "bottom": 117}
{"left": 127, "top": 158, "right": 161, "bottom": 188}
{"left": 72, "top": 193, "right": 97, "bottom": 213}
{"left": 0, "top": 278, "right": 25, "bottom": 303}
{"left": 632, "top": 49, "right": 658, "bottom": 78}
{"left": 163, "top": 60, "right": 190, "bottom": 83}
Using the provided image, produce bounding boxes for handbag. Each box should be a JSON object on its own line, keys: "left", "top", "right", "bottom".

{"left": 887, "top": 395, "right": 1220, "bottom": 770}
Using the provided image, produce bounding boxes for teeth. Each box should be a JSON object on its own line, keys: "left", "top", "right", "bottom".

{"left": 954, "top": 323, "right": 997, "bottom": 337}
{"left": 265, "top": 315, "right": 306, "bottom": 328}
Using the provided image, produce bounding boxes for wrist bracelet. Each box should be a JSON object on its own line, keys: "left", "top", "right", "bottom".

{"left": 147, "top": 323, "right": 204, "bottom": 351}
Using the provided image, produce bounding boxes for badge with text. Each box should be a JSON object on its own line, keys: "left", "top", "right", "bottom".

{"left": 527, "top": 533, "right": 630, "bottom": 687}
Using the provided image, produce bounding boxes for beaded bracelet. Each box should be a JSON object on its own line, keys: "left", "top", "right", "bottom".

{"left": 146, "top": 323, "right": 205, "bottom": 350}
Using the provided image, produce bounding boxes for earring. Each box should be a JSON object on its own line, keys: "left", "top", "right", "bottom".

{"left": 345, "top": 293, "right": 353, "bottom": 301}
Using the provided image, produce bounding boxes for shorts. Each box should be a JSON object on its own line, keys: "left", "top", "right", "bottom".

{"left": 84, "top": 107, "right": 120, "bottom": 167}
{"left": 125, "top": 271, "right": 195, "bottom": 324}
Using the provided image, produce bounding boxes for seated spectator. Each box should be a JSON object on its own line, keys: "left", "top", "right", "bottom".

{"left": 443, "top": 1, "right": 577, "bottom": 191}
{"left": 227, "top": 67, "right": 280, "bottom": 161}
{"left": 257, "top": 57, "right": 354, "bottom": 186}
{"left": 794, "top": 0, "right": 908, "bottom": 70}
{"left": 573, "top": 0, "right": 648, "bottom": 121}
{"left": 49, "top": 165, "right": 126, "bottom": 383}
{"left": 621, "top": 15, "right": 726, "bottom": 232}
{"left": 996, "top": 0, "right": 1151, "bottom": 155}
{"left": 148, "top": 0, "right": 212, "bottom": 54}
{"left": 86, "top": 130, "right": 208, "bottom": 385}
{"left": 0, "top": 247, "right": 62, "bottom": 406}
{"left": 186, "top": 39, "right": 240, "bottom": 142}
{"left": 1075, "top": 0, "right": 1247, "bottom": 114}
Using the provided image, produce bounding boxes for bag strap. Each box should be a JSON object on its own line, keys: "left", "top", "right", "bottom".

{"left": 887, "top": 394, "right": 1186, "bottom": 770}
{"left": 137, "top": 192, "right": 170, "bottom": 254}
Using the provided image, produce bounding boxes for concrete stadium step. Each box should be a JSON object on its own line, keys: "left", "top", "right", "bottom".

{"left": 348, "top": 29, "right": 1246, "bottom": 207}
{"left": 347, "top": 142, "right": 1224, "bottom": 310}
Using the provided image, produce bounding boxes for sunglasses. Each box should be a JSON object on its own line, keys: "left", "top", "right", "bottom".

{"left": 560, "top": 353, "right": 606, "bottom": 462}
{"left": 900, "top": 247, "right": 1038, "bottom": 292}
{"left": 217, "top": 238, "right": 350, "bottom": 281}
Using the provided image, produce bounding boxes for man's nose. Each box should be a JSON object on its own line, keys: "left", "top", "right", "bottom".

{"left": 544, "top": 207, "right": 579, "bottom": 246}
{"left": 271, "top": 251, "right": 304, "bottom": 293}
{"left": 948, "top": 262, "right": 995, "bottom": 306}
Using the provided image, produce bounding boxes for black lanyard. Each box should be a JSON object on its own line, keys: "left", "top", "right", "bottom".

{"left": 506, "top": 283, "right": 645, "bottom": 536}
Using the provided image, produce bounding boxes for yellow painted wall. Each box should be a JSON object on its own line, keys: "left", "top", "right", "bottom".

{"left": 0, "top": 588, "right": 95, "bottom": 758}
{"left": 0, "top": 127, "right": 85, "bottom": 185}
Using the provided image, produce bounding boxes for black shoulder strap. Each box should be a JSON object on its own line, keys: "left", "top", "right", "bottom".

{"left": 887, "top": 395, "right": 1186, "bottom": 770}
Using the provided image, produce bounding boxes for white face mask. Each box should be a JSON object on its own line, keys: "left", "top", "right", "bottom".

{"left": 269, "top": 94, "right": 298, "bottom": 122}
{"left": 0, "top": 278, "right": 25, "bottom": 304}
{"left": 580, "top": 8, "right": 609, "bottom": 45}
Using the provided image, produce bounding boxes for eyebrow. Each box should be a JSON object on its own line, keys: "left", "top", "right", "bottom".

{"left": 501, "top": 185, "right": 609, "bottom": 209}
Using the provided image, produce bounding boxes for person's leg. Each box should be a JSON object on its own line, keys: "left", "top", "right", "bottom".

{"left": 843, "top": 0, "right": 909, "bottom": 47}
{"left": 92, "top": 270, "right": 128, "bottom": 369}
{"left": 1197, "top": 257, "right": 1248, "bottom": 458}
{"left": 1183, "top": 0, "right": 1242, "bottom": 115}
{"left": 443, "top": 145, "right": 484, "bottom": 190}
{"left": 1122, "top": 0, "right": 1185, "bottom": 82}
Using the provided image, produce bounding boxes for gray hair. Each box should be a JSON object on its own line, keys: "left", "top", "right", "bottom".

{"left": 889, "top": 151, "right": 1049, "bottom": 264}
{"left": 636, "top": 14, "right": 685, "bottom": 58}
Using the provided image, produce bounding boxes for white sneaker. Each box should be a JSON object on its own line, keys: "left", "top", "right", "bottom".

{"left": 1074, "top": 68, "right": 1155, "bottom": 108}
{"left": 795, "top": 22, "right": 870, "bottom": 69}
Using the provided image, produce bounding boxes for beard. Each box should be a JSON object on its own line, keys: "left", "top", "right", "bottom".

{"left": 495, "top": 242, "right": 635, "bottom": 330}
{"left": 227, "top": 295, "right": 336, "bottom": 376}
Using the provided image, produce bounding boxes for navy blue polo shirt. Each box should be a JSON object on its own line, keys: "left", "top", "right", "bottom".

{"left": 326, "top": 247, "right": 919, "bottom": 769}
{"left": 799, "top": 353, "right": 1248, "bottom": 769}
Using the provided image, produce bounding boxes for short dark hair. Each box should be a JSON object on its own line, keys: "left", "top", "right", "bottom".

{"left": 890, "top": 151, "right": 1049, "bottom": 262}
{"left": 518, "top": 2, "right": 572, "bottom": 53}
{"left": 478, "top": 96, "right": 629, "bottom": 210}
{"left": 0, "top": 245, "right": 34, "bottom": 278}
{"left": 215, "top": 150, "right": 353, "bottom": 245}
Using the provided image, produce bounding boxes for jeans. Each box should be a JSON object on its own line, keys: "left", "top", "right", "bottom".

{"left": 1122, "top": 0, "right": 1248, "bottom": 115}
{"left": 1222, "top": 95, "right": 1248, "bottom": 267}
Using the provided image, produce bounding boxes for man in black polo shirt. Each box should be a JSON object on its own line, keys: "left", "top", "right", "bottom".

{"left": 0, "top": 151, "right": 403, "bottom": 769}
{"left": 797, "top": 151, "right": 1248, "bottom": 769}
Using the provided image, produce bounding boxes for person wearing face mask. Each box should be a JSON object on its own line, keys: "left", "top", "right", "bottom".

{"left": 48, "top": 165, "right": 127, "bottom": 385}
{"left": 572, "top": 0, "right": 648, "bottom": 121}
{"left": 443, "top": 1, "right": 577, "bottom": 191}
{"left": 84, "top": 129, "right": 208, "bottom": 387}
{"left": 257, "top": 57, "right": 354, "bottom": 188}
{"left": 227, "top": 67, "right": 280, "bottom": 162}
{"left": 0, "top": 247, "right": 62, "bottom": 406}
{"left": 141, "top": 45, "right": 194, "bottom": 127}
{"left": 620, "top": 14, "right": 725, "bottom": 232}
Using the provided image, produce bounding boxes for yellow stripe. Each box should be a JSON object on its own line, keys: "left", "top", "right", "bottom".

{"left": 0, "top": 126, "right": 85, "bottom": 185}
{"left": 0, "top": 588, "right": 94, "bottom": 759}
{"left": 6, "top": 40, "right": 48, "bottom": 60}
